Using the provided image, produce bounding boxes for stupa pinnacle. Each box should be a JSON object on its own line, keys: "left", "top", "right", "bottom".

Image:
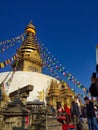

{"left": 12, "top": 21, "right": 43, "bottom": 72}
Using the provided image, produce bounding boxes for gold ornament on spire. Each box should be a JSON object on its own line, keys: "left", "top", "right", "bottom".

{"left": 25, "top": 20, "right": 36, "bottom": 35}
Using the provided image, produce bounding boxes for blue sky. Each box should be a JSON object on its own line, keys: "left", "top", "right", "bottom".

{"left": 0, "top": 0, "right": 98, "bottom": 96}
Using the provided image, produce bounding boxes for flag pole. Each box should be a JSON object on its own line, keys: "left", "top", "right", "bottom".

{"left": 96, "top": 45, "right": 98, "bottom": 64}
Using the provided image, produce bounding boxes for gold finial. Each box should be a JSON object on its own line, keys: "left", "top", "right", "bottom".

{"left": 25, "top": 20, "right": 36, "bottom": 35}
{"left": 29, "top": 20, "right": 32, "bottom": 24}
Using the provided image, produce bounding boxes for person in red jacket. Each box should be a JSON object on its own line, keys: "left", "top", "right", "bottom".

{"left": 64, "top": 104, "right": 71, "bottom": 124}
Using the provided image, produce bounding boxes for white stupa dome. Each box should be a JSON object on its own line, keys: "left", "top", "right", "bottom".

{"left": 0, "top": 71, "right": 57, "bottom": 102}
{"left": 0, "top": 22, "right": 60, "bottom": 103}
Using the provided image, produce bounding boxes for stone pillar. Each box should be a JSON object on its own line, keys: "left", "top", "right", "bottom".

{"left": 1, "top": 85, "right": 33, "bottom": 130}
{"left": 1, "top": 100, "right": 30, "bottom": 130}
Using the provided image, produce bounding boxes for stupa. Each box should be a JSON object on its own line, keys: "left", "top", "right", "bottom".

{"left": 0, "top": 21, "right": 75, "bottom": 108}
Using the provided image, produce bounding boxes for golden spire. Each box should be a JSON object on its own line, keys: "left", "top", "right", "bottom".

{"left": 13, "top": 21, "right": 43, "bottom": 72}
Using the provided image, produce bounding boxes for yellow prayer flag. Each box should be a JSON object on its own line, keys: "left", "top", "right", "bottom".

{"left": 1, "top": 63, "right": 4, "bottom": 68}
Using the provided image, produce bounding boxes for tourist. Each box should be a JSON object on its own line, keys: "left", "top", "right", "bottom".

{"left": 81, "top": 105, "right": 87, "bottom": 118}
{"left": 64, "top": 104, "right": 71, "bottom": 124}
{"left": 89, "top": 72, "right": 98, "bottom": 98}
{"left": 56, "top": 105, "right": 67, "bottom": 124}
{"left": 50, "top": 105, "right": 56, "bottom": 117}
{"left": 57, "top": 105, "right": 63, "bottom": 114}
{"left": 84, "top": 96, "right": 98, "bottom": 130}
{"left": 71, "top": 101, "right": 80, "bottom": 125}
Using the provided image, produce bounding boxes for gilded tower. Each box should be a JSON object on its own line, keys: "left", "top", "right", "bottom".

{"left": 13, "top": 21, "right": 43, "bottom": 72}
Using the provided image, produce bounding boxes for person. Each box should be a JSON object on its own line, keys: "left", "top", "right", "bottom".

{"left": 81, "top": 105, "right": 87, "bottom": 118}
{"left": 64, "top": 104, "right": 71, "bottom": 124}
{"left": 71, "top": 101, "right": 80, "bottom": 125}
{"left": 84, "top": 96, "right": 98, "bottom": 130}
{"left": 50, "top": 105, "right": 56, "bottom": 117}
{"left": 57, "top": 112, "right": 66, "bottom": 124}
{"left": 89, "top": 72, "right": 98, "bottom": 97}
{"left": 57, "top": 105, "right": 66, "bottom": 124}
{"left": 57, "top": 105, "right": 63, "bottom": 114}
